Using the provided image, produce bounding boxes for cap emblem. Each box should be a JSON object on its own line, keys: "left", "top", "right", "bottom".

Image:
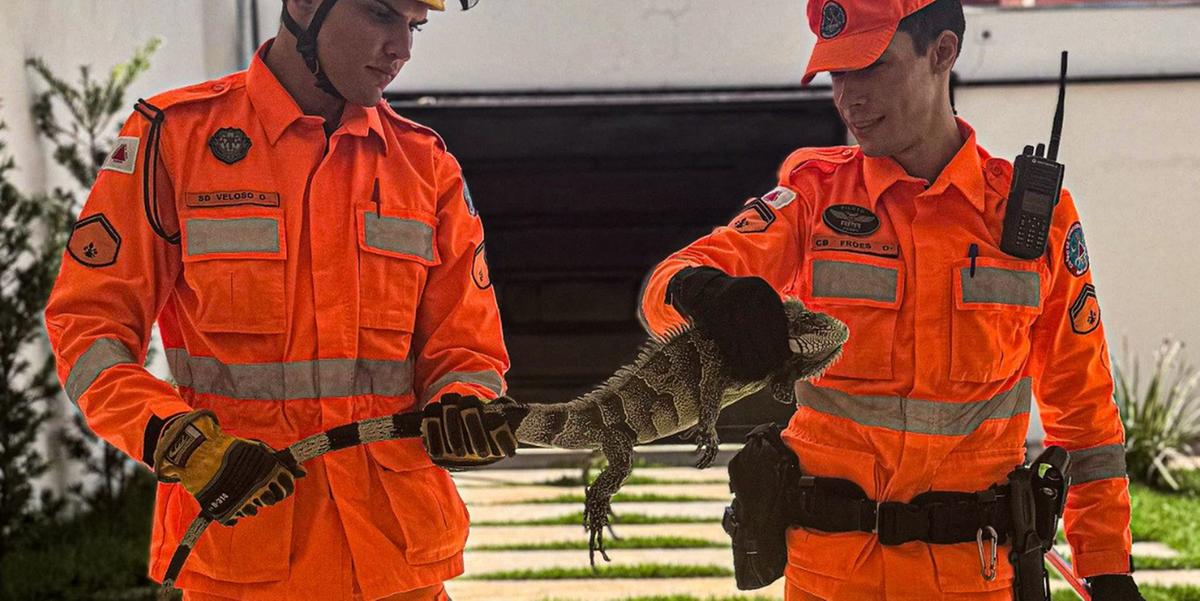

{"left": 820, "top": 1, "right": 848, "bottom": 39}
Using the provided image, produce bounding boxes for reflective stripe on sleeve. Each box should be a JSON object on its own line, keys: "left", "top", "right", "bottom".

{"left": 1069, "top": 443, "right": 1128, "bottom": 485}
{"left": 65, "top": 338, "right": 137, "bottom": 404}
{"left": 423, "top": 370, "right": 506, "bottom": 404}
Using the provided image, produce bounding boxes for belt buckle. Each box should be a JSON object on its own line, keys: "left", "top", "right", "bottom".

{"left": 874, "top": 501, "right": 901, "bottom": 545}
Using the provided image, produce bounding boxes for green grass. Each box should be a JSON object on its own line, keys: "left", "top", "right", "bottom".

{"left": 464, "top": 563, "right": 733, "bottom": 580}
{"left": 1132, "top": 556, "right": 1200, "bottom": 570}
{"left": 1130, "top": 482, "right": 1200, "bottom": 558}
{"left": 472, "top": 536, "right": 725, "bottom": 552}
{"left": 472, "top": 512, "right": 722, "bottom": 527}
{"left": 516, "top": 493, "right": 721, "bottom": 505}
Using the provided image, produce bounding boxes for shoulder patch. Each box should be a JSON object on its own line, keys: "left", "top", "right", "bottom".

{"left": 472, "top": 242, "right": 491, "bottom": 289}
{"left": 730, "top": 198, "right": 776, "bottom": 234}
{"left": 761, "top": 187, "right": 797, "bottom": 210}
{"left": 1063, "top": 221, "right": 1090, "bottom": 277}
{"left": 1069, "top": 283, "right": 1101, "bottom": 335}
{"left": 463, "top": 181, "right": 477, "bottom": 217}
{"left": 100, "top": 136, "right": 139, "bottom": 174}
{"left": 67, "top": 214, "right": 121, "bottom": 268}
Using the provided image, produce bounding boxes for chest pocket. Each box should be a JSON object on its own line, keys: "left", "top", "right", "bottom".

{"left": 181, "top": 210, "right": 286, "bottom": 334}
{"left": 805, "top": 253, "right": 904, "bottom": 380}
{"left": 356, "top": 205, "right": 441, "bottom": 335}
{"left": 950, "top": 256, "right": 1046, "bottom": 383}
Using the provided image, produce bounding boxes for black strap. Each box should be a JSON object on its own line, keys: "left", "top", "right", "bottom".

{"left": 280, "top": 0, "right": 344, "bottom": 99}
{"left": 790, "top": 476, "right": 1014, "bottom": 546}
{"left": 133, "top": 99, "right": 179, "bottom": 244}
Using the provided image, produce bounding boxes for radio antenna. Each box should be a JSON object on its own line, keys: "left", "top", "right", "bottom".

{"left": 1047, "top": 51, "right": 1068, "bottom": 162}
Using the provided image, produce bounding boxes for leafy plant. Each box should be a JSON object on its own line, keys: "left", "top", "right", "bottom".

{"left": 0, "top": 113, "right": 54, "bottom": 564}
{"left": 1114, "top": 339, "right": 1200, "bottom": 490}
{"left": 24, "top": 38, "right": 161, "bottom": 513}
{"left": 26, "top": 38, "right": 161, "bottom": 192}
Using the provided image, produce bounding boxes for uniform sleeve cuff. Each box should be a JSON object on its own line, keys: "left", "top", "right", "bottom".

{"left": 1072, "top": 549, "right": 1133, "bottom": 578}
{"left": 423, "top": 378, "right": 506, "bottom": 406}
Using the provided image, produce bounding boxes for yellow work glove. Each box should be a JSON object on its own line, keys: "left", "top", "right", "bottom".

{"left": 153, "top": 410, "right": 305, "bottom": 525}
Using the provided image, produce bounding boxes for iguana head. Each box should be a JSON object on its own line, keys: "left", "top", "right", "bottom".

{"left": 776, "top": 297, "right": 849, "bottom": 383}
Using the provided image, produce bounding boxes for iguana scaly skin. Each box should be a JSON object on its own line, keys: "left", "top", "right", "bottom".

{"left": 498, "top": 298, "right": 848, "bottom": 564}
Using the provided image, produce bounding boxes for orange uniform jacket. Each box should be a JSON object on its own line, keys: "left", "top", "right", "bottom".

{"left": 641, "top": 119, "right": 1130, "bottom": 600}
{"left": 44, "top": 43, "right": 508, "bottom": 600}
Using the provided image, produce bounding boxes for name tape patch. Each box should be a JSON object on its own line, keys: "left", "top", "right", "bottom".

{"left": 186, "top": 191, "right": 280, "bottom": 208}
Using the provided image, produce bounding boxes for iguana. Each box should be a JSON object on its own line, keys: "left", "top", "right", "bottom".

{"left": 497, "top": 298, "right": 848, "bottom": 564}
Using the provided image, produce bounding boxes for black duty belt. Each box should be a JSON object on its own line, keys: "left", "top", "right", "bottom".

{"left": 789, "top": 475, "right": 1014, "bottom": 547}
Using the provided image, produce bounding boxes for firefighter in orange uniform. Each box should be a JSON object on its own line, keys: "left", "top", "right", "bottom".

{"left": 43, "top": 1, "right": 513, "bottom": 599}
{"left": 640, "top": 1, "right": 1142, "bottom": 599}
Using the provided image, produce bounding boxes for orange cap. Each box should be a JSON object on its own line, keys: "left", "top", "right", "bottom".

{"left": 802, "top": 0, "right": 935, "bottom": 85}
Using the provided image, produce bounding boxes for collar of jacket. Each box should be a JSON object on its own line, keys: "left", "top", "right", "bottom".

{"left": 246, "top": 39, "right": 389, "bottom": 155}
{"left": 860, "top": 117, "right": 986, "bottom": 213}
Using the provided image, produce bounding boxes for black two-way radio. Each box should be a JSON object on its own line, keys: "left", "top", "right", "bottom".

{"left": 1000, "top": 51, "right": 1070, "bottom": 260}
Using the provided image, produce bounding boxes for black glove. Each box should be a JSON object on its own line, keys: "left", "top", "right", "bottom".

{"left": 1087, "top": 574, "right": 1144, "bottom": 601}
{"left": 421, "top": 394, "right": 521, "bottom": 469}
{"left": 667, "top": 266, "right": 790, "bottom": 382}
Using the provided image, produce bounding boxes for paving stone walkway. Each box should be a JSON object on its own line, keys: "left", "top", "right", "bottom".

{"left": 446, "top": 466, "right": 1200, "bottom": 601}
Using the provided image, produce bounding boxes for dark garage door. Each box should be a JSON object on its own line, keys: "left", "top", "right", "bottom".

{"left": 391, "top": 90, "right": 844, "bottom": 440}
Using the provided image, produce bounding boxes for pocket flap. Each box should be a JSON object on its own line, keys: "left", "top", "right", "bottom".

{"left": 357, "top": 208, "right": 440, "bottom": 266}
{"left": 367, "top": 438, "right": 436, "bottom": 472}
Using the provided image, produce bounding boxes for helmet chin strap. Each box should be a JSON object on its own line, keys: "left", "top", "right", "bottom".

{"left": 281, "top": 0, "right": 345, "bottom": 100}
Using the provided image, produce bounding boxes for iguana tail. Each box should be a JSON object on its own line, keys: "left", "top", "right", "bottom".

{"left": 511, "top": 395, "right": 607, "bottom": 450}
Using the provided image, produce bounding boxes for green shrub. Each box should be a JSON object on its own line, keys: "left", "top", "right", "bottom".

{"left": 1114, "top": 339, "right": 1200, "bottom": 490}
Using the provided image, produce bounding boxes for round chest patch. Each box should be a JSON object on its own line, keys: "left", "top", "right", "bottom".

{"left": 820, "top": 1, "right": 848, "bottom": 39}
{"left": 822, "top": 204, "right": 879, "bottom": 236}
{"left": 1064, "top": 221, "right": 1090, "bottom": 277}
{"left": 208, "top": 127, "right": 252, "bottom": 165}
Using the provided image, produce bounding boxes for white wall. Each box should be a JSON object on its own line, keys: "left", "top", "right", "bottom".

{"left": 958, "top": 81, "right": 1200, "bottom": 367}
{"left": 371, "top": 1, "right": 1200, "bottom": 92}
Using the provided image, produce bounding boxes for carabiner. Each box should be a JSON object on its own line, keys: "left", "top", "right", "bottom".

{"left": 976, "top": 526, "right": 998, "bottom": 582}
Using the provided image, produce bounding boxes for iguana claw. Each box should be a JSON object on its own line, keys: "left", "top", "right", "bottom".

{"left": 583, "top": 484, "right": 614, "bottom": 568}
{"left": 694, "top": 429, "right": 720, "bottom": 469}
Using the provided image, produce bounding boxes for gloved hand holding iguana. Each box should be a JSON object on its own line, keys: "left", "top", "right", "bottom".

{"left": 483, "top": 266, "right": 848, "bottom": 565}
